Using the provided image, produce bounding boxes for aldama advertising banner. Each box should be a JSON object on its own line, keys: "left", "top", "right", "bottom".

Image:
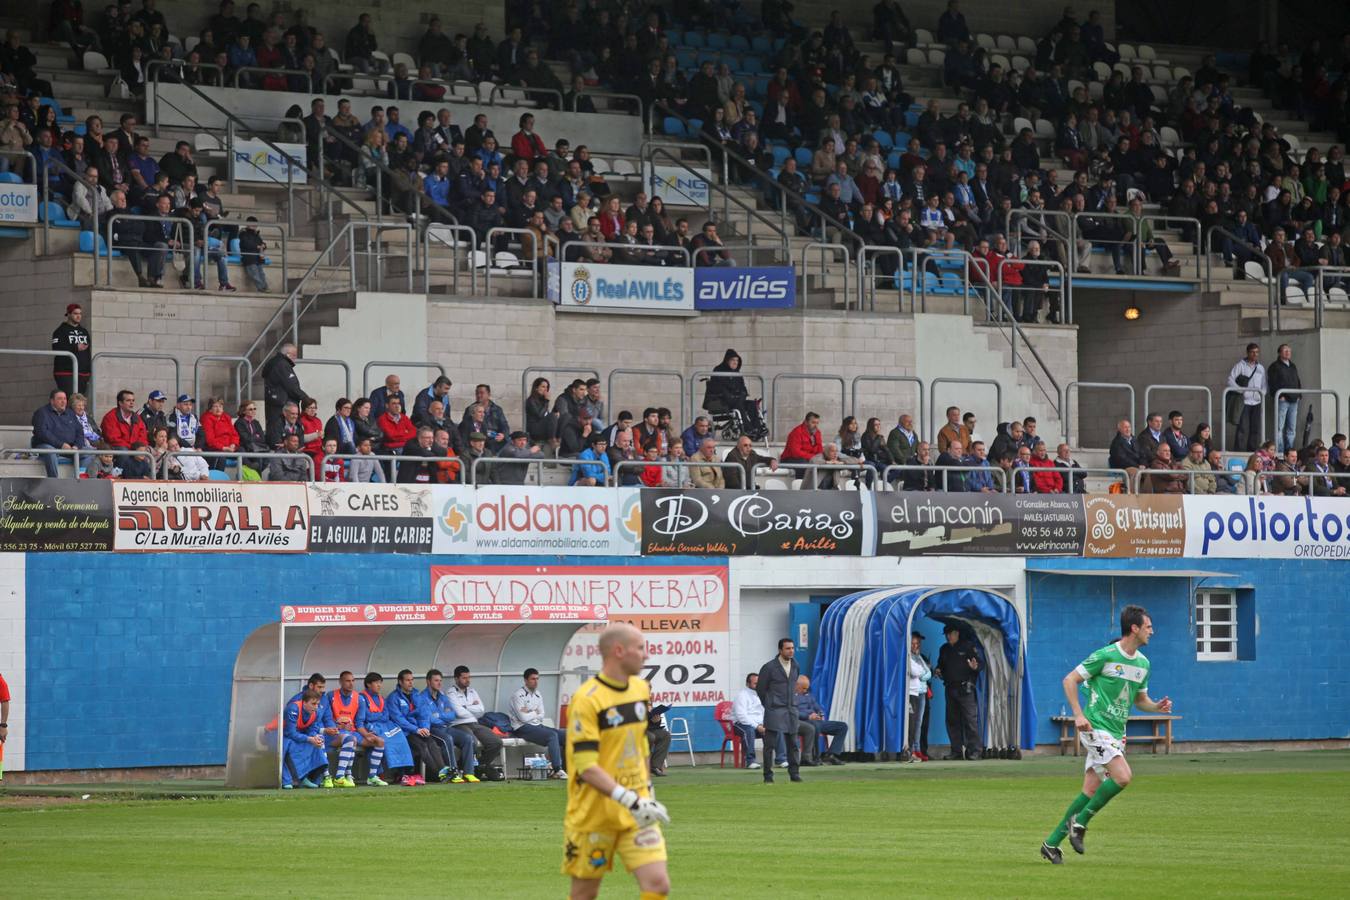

{"left": 113, "top": 481, "right": 309, "bottom": 551}
{"left": 430, "top": 485, "right": 641, "bottom": 555}
{"left": 430, "top": 564, "right": 732, "bottom": 707}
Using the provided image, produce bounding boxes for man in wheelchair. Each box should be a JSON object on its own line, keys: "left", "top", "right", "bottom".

{"left": 702, "top": 348, "right": 768, "bottom": 441}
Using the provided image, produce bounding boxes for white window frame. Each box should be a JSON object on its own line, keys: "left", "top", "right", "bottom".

{"left": 1196, "top": 589, "right": 1238, "bottom": 662}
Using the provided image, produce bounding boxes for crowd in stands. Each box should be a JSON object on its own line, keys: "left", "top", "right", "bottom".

{"left": 280, "top": 666, "right": 672, "bottom": 788}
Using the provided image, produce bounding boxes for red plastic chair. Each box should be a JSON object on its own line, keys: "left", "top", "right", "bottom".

{"left": 715, "top": 700, "right": 742, "bottom": 768}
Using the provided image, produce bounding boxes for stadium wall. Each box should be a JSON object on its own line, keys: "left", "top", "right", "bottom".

{"left": 5, "top": 551, "right": 1347, "bottom": 774}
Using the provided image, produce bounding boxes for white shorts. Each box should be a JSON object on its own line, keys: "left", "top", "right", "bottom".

{"left": 1079, "top": 728, "right": 1125, "bottom": 776}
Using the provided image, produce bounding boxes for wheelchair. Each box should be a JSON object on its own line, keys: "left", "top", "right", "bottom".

{"left": 702, "top": 390, "right": 769, "bottom": 443}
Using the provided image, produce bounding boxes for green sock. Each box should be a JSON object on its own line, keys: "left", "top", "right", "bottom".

{"left": 1077, "top": 777, "right": 1125, "bottom": 825}
{"left": 1046, "top": 793, "right": 1092, "bottom": 846}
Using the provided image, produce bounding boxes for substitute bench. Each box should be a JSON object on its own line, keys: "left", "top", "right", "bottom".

{"left": 1050, "top": 714, "right": 1182, "bottom": 755}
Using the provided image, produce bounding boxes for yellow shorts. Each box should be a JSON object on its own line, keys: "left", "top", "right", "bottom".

{"left": 561, "top": 825, "right": 667, "bottom": 879}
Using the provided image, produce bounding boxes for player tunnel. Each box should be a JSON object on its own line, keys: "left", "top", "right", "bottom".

{"left": 812, "top": 587, "right": 1037, "bottom": 755}
{"left": 224, "top": 618, "right": 595, "bottom": 788}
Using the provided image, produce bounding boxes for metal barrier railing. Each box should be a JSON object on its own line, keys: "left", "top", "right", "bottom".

{"left": 562, "top": 239, "right": 692, "bottom": 267}
{"left": 931, "top": 378, "right": 1003, "bottom": 437}
{"left": 194, "top": 355, "right": 254, "bottom": 411}
{"left": 692, "top": 243, "right": 778, "bottom": 267}
{"left": 573, "top": 89, "right": 643, "bottom": 115}
{"left": 801, "top": 241, "right": 852, "bottom": 309}
{"left": 469, "top": 454, "right": 583, "bottom": 486}
{"left": 2, "top": 446, "right": 155, "bottom": 476}
{"left": 1204, "top": 226, "right": 1278, "bottom": 332}
{"left": 2, "top": 349, "right": 80, "bottom": 398}
{"left": 167, "top": 449, "right": 316, "bottom": 480}
{"left": 521, "top": 366, "right": 601, "bottom": 432}
{"left": 488, "top": 83, "right": 564, "bottom": 110}
{"left": 608, "top": 369, "right": 686, "bottom": 430}
{"left": 1143, "top": 384, "right": 1213, "bottom": 432}
{"left": 770, "top": 374, "right": 847, "bottom": 442}
{"left": 362, "top": 360, "right": 448, "bottom": 398}
{"left": 612, "top": 458, "right": 749, "bottom": 488}
{"left": 857, "top": 244, "right": 906, "bottom": 311}
{"left": 690, "top": 370, "right": 767, "bottom": 426}
{"left": 1133, "top": 466, "right": 1204, "bottom": 494}
{"left": 40, "top": 153, "right": 92, "bottom": 258}
{"left": 149, "top": 60, "right": 225, "bottom": 136}
{"left": 484, "top": 226, "right": 558, "bottom": 297}
{"left": 649, "top": 146, "right": 787, "bottom": 257}
{"left": 91, "top": 352, "right": 181, "bottom": 410}
{"left": 1219, "top": 386, "right": 1266, "bottom": 453}
{"left": 882, "top": 463, "right": 1011, "bottom": 492}
{"left": 321, "top": 451, "right": 425, "bottom": 484}
{"left": 1311, "top": 266, "right": 1350, "bottom": 328}
{"left": 101, "top": 213, "right": 196, "bottom": 287}
{"left": 423, "top": 223, "right": 479, "bottom": 295}
{"left": 639, "top": 140, "right": 714, "bottom": 219}
{"left": 851, "top": 375, "right": 926, "bottom": 436}
{"left": 1062, "top": 381, "right": 1135, "bottom": 450}
{"left": 231, "top": 66, "right": 316, "bottom": 91}
{"left": 756, "top": 460, "right": 873, "bottom": 489}
{"left": 996, "top": 256, "right": 1068, "bottom": 324}
{"left": 205, "top": 219, "right": 288, "bottom": 291}
{"left": 1060, "top": 466, "right": 1130, "bottom": 493}
{"left": 1009, "top": 207, "right": 1077, "bottom": 273}
{"left": 293, "top": 358, "right": 352, "bottom": 401}
{"left": 1253, "top": 468, "right": 1350, "bottom": 495}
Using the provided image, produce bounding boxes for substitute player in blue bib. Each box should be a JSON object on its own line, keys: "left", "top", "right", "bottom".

{"left": 1041, "top": 604, "right": 1174, "bottom": 863}
{"left": 324, "top": 670, "right": 382, "bottom": 788}
{"left": 562, "top": 622, "right": 671, "bottom": 900}
{"left": 357, "top": 672, "right": 413, "bottom": 785}
{"left": 282, "top": 689, "right": 329, "bottom": 789}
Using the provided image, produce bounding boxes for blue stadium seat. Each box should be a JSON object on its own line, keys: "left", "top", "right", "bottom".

{"left": 227, "top": 237, "right": 242, "bottom": 263}
{"left": 729, "top": 34, "right": 750, "bottom": 51}
{"left": 904, "top": 109, "right": 920, "bottom": 128}
{"left": 687, "top": 117, "right": 703, "bottom": 133}
{"left": 39, "top": 201, "right": 80, "bottom": 228}
{"left": 872, "top": 130, "right": 893, "bottom": 149}
{"left": 753, "top": 74, "right": 771, "bottom": 97}
{"left": 794, "top": 147, "right": 813, "bottom": 167}
{"left": 894, "top": 130, "right": 911, "bottom": 147}
{"left": 663, "top": 116, "right": 686, "bottom": 136}
{"left": 741, "top": 55, "right": 763, "bottom": 73}
{"left": 78, "top": 231, "right": 121, "bottom": 257}
{"left": 751, "top": 35, "right": 772, "bottom": 53}
{"left": 771, "top": 145, "right": 791, "bottom": 166}
{"left": 0, "top": 172, "right": 22, "bottom": 184}
{"left": 684, "top": 31, "right": 705, "bottom": 48}
{"left": 747, "top": 100, "right": 763, "bottom": 117}
{"left": 207, "top": 469, "right": 230, "bottom": 480}
{"left": 706, "top": 33, "right": 728, "bottom": 50}
{"left": 886, "top": 150, "right": 902, "bottom": 169}
{"left": 721, "top": 53, "right": 740, "bottom": 71}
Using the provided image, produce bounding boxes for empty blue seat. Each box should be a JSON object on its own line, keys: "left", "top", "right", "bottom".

{"left": 0, "top": 171, "right": 22, "bottom": 184}
{"left": 886, "top": 150, "right": 902, "bottom": 169}
{"left": 872, "top": 130, "right": 893, "bottom": 149}
{"left": 721, "top": 53, "right": 740, "bottom": 71}
{"left": 663, "top": 116, "right": 686, "bottom": 136}
{"left": 729, "top": 34, "right": 750, "bottom": 51}
{"left": 687, "top": 117, "right": 704, "bottom": 133}
{"left": 78, "top": 230, "right": 121, "bottom": 257}
{"left": 771, "top": 145, "right": 791, "bottom": 166}
{"left": 893, "top": 130, "right": 911, "bottom": 147}
{"left": 794, "top": 147, "right": 813, "bottom": 167}
{"left": 684, "top": 31, "right": 705, "bottom": 48}
{"left": 706, "top": 33, "right": 728, "bottom": 50}
{"left": 751, "top": 35, "right": 772, "bottom": 53}
{"left": 207, "top": 469, "right": 230, "bottom": 480}
{"left": 39, "top": 201, "right": 80, "bottom": 228}
{"left": 747, "top": 99, "right": 763, "bottom": 117}
{"left": 741, "top": 55, "right": 763, "bottom": 73}
{"left": 904, "top": 109, "right": 920, "bottom": 128}
{"left": 676, "top": 48, "right": 697, "bottom": 69}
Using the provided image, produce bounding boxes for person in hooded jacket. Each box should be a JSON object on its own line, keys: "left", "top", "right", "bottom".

{"left": 702, "top": 348, "right": 767, "bottom": 439}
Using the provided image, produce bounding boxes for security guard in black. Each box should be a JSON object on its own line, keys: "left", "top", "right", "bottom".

{"left": 936, "top": 624, "right": 982, "bottom": 760}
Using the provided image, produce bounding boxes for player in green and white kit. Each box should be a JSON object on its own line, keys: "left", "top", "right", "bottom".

{"left": 1040, "top": 604, "right": 1173, "bottom": 864}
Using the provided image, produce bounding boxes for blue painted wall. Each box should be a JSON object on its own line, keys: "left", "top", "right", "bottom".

{"left": 1024, "top": 559, "right": 1350, "bottom": 745}
{"left": 24, "top": 552, "right": 728, "bottom": 771}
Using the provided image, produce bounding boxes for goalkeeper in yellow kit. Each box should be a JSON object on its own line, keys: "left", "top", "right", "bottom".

{"left": 562, "top": 622, "right": 672, "bottom": 899}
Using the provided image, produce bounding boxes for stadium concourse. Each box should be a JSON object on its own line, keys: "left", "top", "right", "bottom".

{"left": 1, "top": 0, "right": 1349, "bottom": 895}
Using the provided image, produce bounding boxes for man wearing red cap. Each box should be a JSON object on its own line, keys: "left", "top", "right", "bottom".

{"left": 51, "top": 304, "right": 91, "bottom": 395}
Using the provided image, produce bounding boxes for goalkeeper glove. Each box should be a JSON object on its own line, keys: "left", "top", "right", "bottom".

{"left": 610, "top": 785, "right": 671, "bottom": 827}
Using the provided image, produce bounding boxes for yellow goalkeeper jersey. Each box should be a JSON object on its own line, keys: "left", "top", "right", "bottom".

{"left": 564, "top": 672, "right": 653, "bottom": 833}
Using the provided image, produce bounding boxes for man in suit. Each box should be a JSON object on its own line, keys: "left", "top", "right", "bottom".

{"left": 886, "top": 413, "right": 919, "bottom": 486}
{"left": 756, "top": 638, "right": 802, "bottom": 784}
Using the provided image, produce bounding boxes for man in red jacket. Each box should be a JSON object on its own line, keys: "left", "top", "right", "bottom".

{"left": 100, "top": 389, "right": 149, "bottom": 449}
{"left": 1027, "top": 440, "right": 1064, "bottom": 493}
{"left": 510, "top": 113, "right": 546, "bottom": 163}
{"left": 781, "top": 412, "right": 825, "bottom": 474}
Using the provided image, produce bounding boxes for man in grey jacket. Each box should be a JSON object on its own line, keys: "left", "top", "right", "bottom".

{"left": 491, "top": 431, "right": 545, "bottom": 484}
{"left": 756, "top": 638, "right": 802, "bottom": 784}
{"left": 266, "top": 433, "right": 312, "bottom": 481}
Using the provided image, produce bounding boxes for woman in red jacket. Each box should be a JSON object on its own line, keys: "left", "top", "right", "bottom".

{"left": 299, "top": 397, "right": 325, "bottom": 468}
{"left": 598, "top": 195, "right": 625, "bottom": 240}
{"left": 510, "top": 112, "right": 546, "bottom": 162}
{"left": 201, "top": 397, "right": 238, "bottom": 471}
{"left": 377, "top": 396, "right": 416, "bottom": 452}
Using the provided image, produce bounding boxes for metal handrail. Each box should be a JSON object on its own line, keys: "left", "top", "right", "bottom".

{"left": 363, "top": 361, "right": 448, "bottom": 397}
{"left": 1312, "top": 266, "right": 1350, "bottom": 329}
{"left": 801, "top": 241, "right": 851, "bottom": 309}
{"left": 321, "top": 451, "right": 441, "bottom": 484}
{"left": 613, "top": 458, "right": 749, "bottom": 489}
{"left": 1008, "top": 207, "right": 1077, "bottom": 270}
{"left": 851, "top": 375, "right": 926, "bottom": 436}
{"left": 691, "top": 242, "right": 779, "bottom": 266}
{"left": 766, "top": 459, "right": 875, "bottom": 489}
{"left": 930, "top": 378, "right": 1003, "bottom": 436}
{"left": 690, "top": 369, "right": 766, "bottom": 424}
{"left": 881, "top": 463, "right": 1011, "bottom": 492}
{"left": 1063, "top": 381, "right": 1136, "bottom": 449}
{"left": 1143, "top": 214, "right": 1203, "bottom": 279}
{"left": 484, "top": 226, "right": 557, "bottom": 297}
{"left": 1143, "top": 384, "right": 1213, "bottom": 432}
{"left": 1204, "top": 225, "right": 1277, "bottom": 331}
{"left": 292, "top": 358, "right": 352, "bottom": 400}
{"left": 102, "top": 213, "right": 195, "bottom": 287}
{"left": 562, "top": 239, "right": 692, "bottom": 267}
{"left": 3, "top": 446, "right": 154, "bottom": 476}
{"left": 857, "top": 244, "right": 906, "bottom": 311}
{"left": 986, "top": 257, "right": 1065, "bottom": 417}
{"left": 194, "top": 355, "right": 254, "bottom": 410}
{"left": 639, "top": 139, "right": 714, "bottom": 215}
{"left": 770, "top": 374, "right": 847, "bottom": 442}
{"left": 1219, "top": 386, "right": 1266, "bottom": 453}
{"left": 488, "top": 83, "right": 564, "bottom": 110}
{"left": 167, "top": 449, "right": 316, "bottom": 480}
{"left": 91, "top": 352, "right": 181, "bottom": 408}
{"left": 608, "top": 369, "right": 686, "bottom": 429}
{"left": 1059, "top": 466, "right": 1130, "bottom": 493}
{"left": 521, "top": 367, "right": 601, "bottom": 431}
{"left": 423, "top": 223, "right": 479, "bottom": 294}
{"left": 1275, "top": 388, "right": 1342, "bottom": 439}
{"left": 996, "top": 256, "right": 1067, "bottom": 322}
{"left": 149, "top": 60, "right": 225, "bottom": 135}
{"left": 231, "top": 66, "right": 315, "bottom": 91}
{"left": 1254, "top": 467, "right": 1350, "bottom": 495}
{"left": 2, "top": 349, "right": 79, "bottom": 398}
{"left": 39, "top": 152, "right": 90, "bottom": 259}
{"left": 468, "top": 454, "right": 581, "bottom": 486}
{"left": 573, "top": 89, "right": 643, "bottom": 115}
{"left": 205, "top": 219, "right": 287, "bottom": 289}
{"left": 906, "top": 246, "right": 984, "bottom": 313}
{"left": 1133, "top": 465, "right": 1201, "bottom": 495}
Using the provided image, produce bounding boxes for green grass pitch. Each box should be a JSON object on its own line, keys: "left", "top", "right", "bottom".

{"left": 3, "top": 750, "right": 1347, "bottom": 898}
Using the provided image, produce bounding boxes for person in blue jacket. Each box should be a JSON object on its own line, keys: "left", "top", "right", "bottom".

{"left": 289, "top": 672, "right": 327, "bottom": 706}
{"left": 569, "top": 432, "right": 612, "bottom": 485}
{"left": 419, "top": 668, "right": 481, "bottom": 783}
{"left": 388, "top": 668, "right": 451, "bottom": 784}
{"left": 357, "top": 672, "right": 412, "bottom": 785}
{"left": 282, "top": 690, "right": 330, "bottom": 789}
{"left": 324, "top": 670, "right": 379, "bottom": 788}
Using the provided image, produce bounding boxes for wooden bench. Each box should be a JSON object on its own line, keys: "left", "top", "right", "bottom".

{"left": 1050, "top": 714, "right": 1181, "bottom": 755}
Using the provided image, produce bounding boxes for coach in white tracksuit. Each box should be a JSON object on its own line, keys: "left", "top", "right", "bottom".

{"left": 907, "top": 632, "right": 932, "bottom": 757}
